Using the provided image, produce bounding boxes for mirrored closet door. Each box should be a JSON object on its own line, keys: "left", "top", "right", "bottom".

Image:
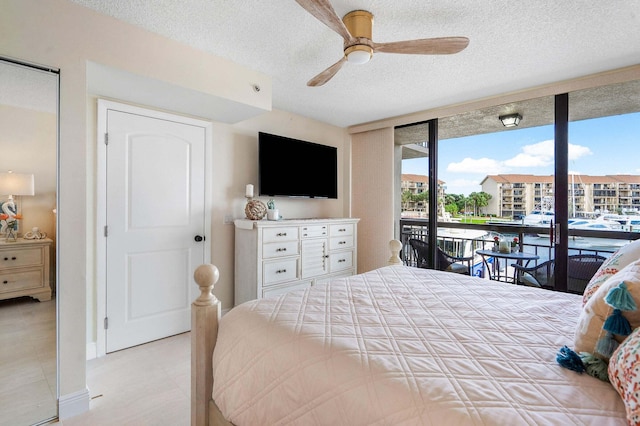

{"left": 0, "top": 58, "right": 58, "bottom": 425}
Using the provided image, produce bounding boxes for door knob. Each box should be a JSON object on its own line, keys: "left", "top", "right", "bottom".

{"left": 194, "top": 235, "right": 205, "bottom": 242}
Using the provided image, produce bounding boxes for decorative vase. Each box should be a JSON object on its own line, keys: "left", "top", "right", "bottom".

{"left": 5, "top": 227, "right": 17, "bottom": 242}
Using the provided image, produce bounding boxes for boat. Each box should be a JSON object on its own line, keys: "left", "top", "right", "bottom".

{"left": 522, "top": 209, "right": 555, "bottom": 226}
{"left": 437, "top": 227, "right": 495, "bottom": 278}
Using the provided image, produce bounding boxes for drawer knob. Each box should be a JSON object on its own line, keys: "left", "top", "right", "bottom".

{"left": 276, "top": 248, "right": 287, "bottom": 252}
{"left": 338, "top": 259, "right": 346, "bottom": 263}
{"left": 276, "top": 269, "right": 287, "bottom": 274}
{"left": 339, "top": 228, "right": 346, "bottom": 232}
{"left": 339, "top": 241, "right": 346, "bottom": 245}
{"left": 2, "top": 280, "right": 7, "bottom": 284}
{"left": 3, "top": 257, "right": 16, "bottom": 261}
{"left": 276, "top": 232, "right": 287, "bottom": 237}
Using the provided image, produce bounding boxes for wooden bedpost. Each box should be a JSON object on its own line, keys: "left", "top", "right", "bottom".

{"left": 191, "top": 264, "right": 221, "bottom": 426}
{"left": 388, "top": 239, "right": 403, "bottom": 265}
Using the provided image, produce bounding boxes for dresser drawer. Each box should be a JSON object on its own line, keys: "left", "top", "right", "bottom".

{"left": 263, "top": 227, "right": 298, "bottom": 243}
{"left": 330, "top": 223, "right": 354, "bottom": 237}
{"left": 330, "top": 251, "right": 353, "bottom": 272}
{"left": 0, "top": 269, "right": 44, "bottom": 293}
{"left": 0, "top": 247, "right": 43, "bottom": 269}
{"left": 300, "top": 225, "right": 328, "bottom": 238}
{"left": 330, "top": 235, "right": 354, "bottom": 251}
{"left": 263, "top": 258, "right": 298, "bottom": 286}
{"left": 263, "top": 241, "right": 299, "bottom": 259}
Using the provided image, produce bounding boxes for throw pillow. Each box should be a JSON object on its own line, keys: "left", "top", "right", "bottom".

{"left": 583, "top": 239, "right": 640, "bottom": 306}
{"left": 574, "top": 259, "right": 640, "bottom": 359}
{"left": 609, "top": 327, "right": 640, "bottom": 425}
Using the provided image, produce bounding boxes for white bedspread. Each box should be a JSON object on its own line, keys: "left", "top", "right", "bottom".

{"left": 212, "top": 265, "right": 626, "bottom": 425}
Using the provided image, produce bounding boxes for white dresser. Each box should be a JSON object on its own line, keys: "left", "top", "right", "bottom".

{"left": 234, "top": 218, "right": 359, "bottom": 305}
{"left": 0, "top": 238, "right": 52, "bottom": 302}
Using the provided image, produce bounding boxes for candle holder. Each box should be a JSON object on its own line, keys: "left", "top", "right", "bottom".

{"left": 245, "top": 196, "right": 267, "bottom": 220}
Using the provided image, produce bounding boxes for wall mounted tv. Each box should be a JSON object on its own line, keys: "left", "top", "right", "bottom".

{"left": 258, "top": 132, "right": 338, "bottom": 199}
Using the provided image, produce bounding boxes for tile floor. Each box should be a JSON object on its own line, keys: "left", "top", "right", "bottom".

{"left": 2, "top": 296, "right": 191, "bottom": 426}
{"left": 56, "top": 332, "right": 191, "bottom": 426}
{"left": 0, "top": 296, "right": 57, "bottom": 426}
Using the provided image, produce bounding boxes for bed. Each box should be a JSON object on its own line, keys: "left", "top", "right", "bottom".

{"left": 191, "top": 241, "right": 630, "bottom": 425}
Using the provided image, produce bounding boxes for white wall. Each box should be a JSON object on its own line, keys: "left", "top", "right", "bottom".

{"left": 1, "top": 0, "right": 349, "bottom": 418}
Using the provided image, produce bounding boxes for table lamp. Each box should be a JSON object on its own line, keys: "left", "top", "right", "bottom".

{"left": 0, "top": 170, "right": 35, "bottom": 217}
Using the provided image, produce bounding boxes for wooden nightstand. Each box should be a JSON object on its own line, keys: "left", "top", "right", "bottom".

{"left": 0, "top": 238, "right": 52, "bottom": 302}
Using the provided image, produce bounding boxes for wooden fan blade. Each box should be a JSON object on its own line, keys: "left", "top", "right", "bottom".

{"left": 294, "top": 0, "right": 354, "bottom": 43}
{"left": 307, "top": 57, "right": 347, "bottom": 87}
{"left": 373, "top": 37, "right": 469, "bottom": 55}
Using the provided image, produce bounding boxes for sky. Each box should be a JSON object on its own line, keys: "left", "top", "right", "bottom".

{"left": 402, "top": 112, "right": 640, "bottom": 196}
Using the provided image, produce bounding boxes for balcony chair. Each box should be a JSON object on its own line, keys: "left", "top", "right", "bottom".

{"left": 511, "top": 254, "right": 606, "bottom": 294}
{"left": 408, "top": 238, "right": 473, "bottom": 275}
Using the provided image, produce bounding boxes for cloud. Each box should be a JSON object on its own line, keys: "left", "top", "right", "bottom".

{"left": 504, "top": 153, "right": 551, "bottom": 167}
{"left": 503, "top": 139, "right": 592, "bottom": 168}
{"left": 446, "top": 139, "right": 593, "bottom": 174}
{"left": 568, "top": 143, "right": 593, "bottom": 160}
{"left": 447, "top": 157, "right": 502, "bottom": 174}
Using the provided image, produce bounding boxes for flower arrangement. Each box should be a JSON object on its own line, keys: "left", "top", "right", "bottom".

{"left": 493, "top": 236, "right": 500, "bottom": 251}
{"left": 511, "top": 237, "right": 519, "bottom": 248}
{"left": 0, "top": 213, "right": 21, "bottom": 241}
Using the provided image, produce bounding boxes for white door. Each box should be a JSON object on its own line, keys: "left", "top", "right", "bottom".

{"left": 103, "top": 104, "right": 209, "bottom": 353}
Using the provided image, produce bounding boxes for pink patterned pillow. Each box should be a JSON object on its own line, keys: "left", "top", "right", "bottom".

{"left": 584, "top": 239, "right": 640, "bottom": 306}
{"left": 609, "top": 327, "right": 640, "bottom": 425}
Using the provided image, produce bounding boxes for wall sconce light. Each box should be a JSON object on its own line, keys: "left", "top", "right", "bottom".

{"left": 499, "top": 113, "right": 522, "bottom": 128}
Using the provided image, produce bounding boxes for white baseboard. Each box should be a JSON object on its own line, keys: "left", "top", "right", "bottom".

{"left": 86, "top": 341, "right": 97, "bottom": 360}
{"left": 59, "top": 387, "right": 91, "bottom": 419}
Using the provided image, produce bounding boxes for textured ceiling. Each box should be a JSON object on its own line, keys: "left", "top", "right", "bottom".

{"left": 67, "top": 0, "right": 640, "bottom": 128}
{"left": 0, "top": 61, "right": 58, "bottom": 113}
{"left": 45, "top": 1, "right": 640, "bottom": 127}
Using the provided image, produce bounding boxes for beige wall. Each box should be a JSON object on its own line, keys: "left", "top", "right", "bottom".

{"left": 352, "top": 128, "right": 395, "bottom": 273}
{"left": 1, "top": 0, "right": 349, "bottom": 417}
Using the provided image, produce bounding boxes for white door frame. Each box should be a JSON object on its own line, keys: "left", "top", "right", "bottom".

{"left": 95, "top": 99, "right": 212, "bottom": 357}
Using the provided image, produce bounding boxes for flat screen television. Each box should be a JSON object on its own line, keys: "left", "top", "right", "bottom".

{"left": 258, "top": 132, "right": 338, "bottom": 199}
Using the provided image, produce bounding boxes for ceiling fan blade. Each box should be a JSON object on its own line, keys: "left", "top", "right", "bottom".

{"left": 373, "top": 37, "right": 469, "bottom": 55}
{"left": 294, "top": 0, "right": 354, "bottom": 43}
{"left": 307, "top": 57, "right": 347, "bottom": 87}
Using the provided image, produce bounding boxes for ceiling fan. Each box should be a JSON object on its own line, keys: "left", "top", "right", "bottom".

{"left": 295, "top": 0, "right": 469, "bottom": 87}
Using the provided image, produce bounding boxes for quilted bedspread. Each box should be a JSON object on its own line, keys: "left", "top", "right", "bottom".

{"left": 212, "top": 265, "right": 626, "bottom": 425}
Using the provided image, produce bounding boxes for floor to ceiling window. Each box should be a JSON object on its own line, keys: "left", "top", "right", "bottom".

{"left": 398, "top": 78, "right": 640, "bottom": 292}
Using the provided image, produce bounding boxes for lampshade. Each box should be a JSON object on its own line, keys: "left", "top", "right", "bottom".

{"left": 0, "top": 172, "right": 35, "bottom": 196}
{"left": 499, "top": 113, "right": 522, "bottom": 128}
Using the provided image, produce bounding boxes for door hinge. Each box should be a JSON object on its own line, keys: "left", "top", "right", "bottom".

{"left": 104, "top": 225, "right": 108, "bottom": 237}
{"left": 104, "top": 317, "right": 108, "bottom": 330}
{"left": 104, "top": 133, "right": 109, "bottom": 145}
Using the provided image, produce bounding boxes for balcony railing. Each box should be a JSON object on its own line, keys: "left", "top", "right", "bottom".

{"left": 399, "top": 218, "right": 640, "bottom": 288}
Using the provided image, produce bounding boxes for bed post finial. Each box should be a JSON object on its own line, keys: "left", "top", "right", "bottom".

{"left": 194, "top": 264, "right": 220, "bottom": 306}
{"left": 192, "top": 264, "right": 221, "bottom": 426}
{"left": 388, "top": 239, "right": 403, "bottom": 265}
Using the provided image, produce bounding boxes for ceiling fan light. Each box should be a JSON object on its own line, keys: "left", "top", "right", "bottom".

{"left": 345, "top": 45, "right": 372, "bottom": 64}
{"left": 499, "top": 113, "right": 522, "bottom": 127}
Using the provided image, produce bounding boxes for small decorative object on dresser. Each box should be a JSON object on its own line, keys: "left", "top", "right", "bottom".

{"left": 266, "top": 198, "right": 279, "bottom": 220}
{"left": 24, "top": 226, "right": 47, "bottom": 240}
{"left": 244, "top": 184, "right": 266, "bottom": 220}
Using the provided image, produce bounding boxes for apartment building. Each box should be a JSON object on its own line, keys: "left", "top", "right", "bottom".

{"left": 481, "top": 174, "right": 640, "bottom": 217}
{"left": 401, "top": 174, "right": 446, "bottom": 214}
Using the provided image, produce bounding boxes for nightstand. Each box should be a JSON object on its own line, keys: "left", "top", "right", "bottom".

{"left": 0, "top": 238, "right": 52, "bottom": 302}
